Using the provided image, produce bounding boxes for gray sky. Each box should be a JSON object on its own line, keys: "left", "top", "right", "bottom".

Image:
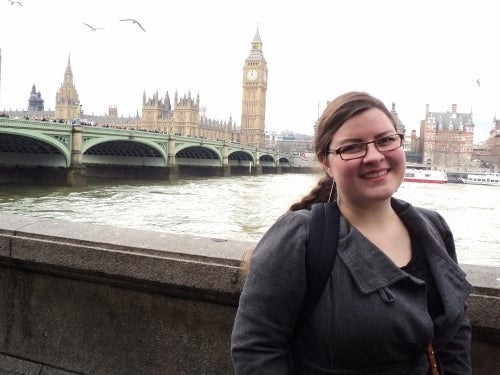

{"left": 0, "top": 0, "right": 496, "bottom": 142}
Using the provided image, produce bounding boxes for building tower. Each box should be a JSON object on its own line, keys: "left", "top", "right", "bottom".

{"left": 141, "top": 90, "right": 172, "bottom": 130}
{"left": 28, "top": 84, "right": 45, "bottom": 112}
{"left": 55, "top": 55, "right": 80, "bottom": 121}
{"left": 173, "top": 90, "right": 200, "bottom": 136}
{"left": 240, "top": 28, "right": 268, "bottom": 147}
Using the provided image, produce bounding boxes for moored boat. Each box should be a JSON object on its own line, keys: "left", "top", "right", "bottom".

{"left": 404, "top": 169, "right": 447, "bottom": 184}
{"left": 460, "top": 173, "right": 500, "bottom": 186}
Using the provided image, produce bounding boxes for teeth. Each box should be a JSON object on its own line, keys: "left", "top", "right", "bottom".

{"left": 365, "top": 170, "right": 386, "bottom": 178}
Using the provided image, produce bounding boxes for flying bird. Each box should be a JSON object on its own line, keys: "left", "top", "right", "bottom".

{"left": 83, "top": 23, "right": 104, "bottom": 31}
{"left": 8, "top": 0, "right": 23, "bottom": 6}
{"left": 120, "top": 18, "right": 146, "bottom": 32}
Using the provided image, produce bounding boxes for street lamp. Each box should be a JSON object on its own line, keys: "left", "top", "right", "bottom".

{"left": 75, "top": 100, "right": 81, "bottom": 125}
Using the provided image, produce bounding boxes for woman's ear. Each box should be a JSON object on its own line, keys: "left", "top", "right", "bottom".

{"left": 319, "top": 154, "right": 334, "bottom": 178}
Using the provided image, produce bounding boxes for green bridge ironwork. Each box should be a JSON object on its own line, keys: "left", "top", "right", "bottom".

{"left": 0, "top": 118, "right": 292, "bottom": 168}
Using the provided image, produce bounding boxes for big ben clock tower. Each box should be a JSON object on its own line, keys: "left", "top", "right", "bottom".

{"left": 241, "top": 28, "right": 268, "bottom": 147}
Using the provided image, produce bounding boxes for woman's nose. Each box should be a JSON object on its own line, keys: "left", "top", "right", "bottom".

{"left": 363, "top": 142, "right": 385, "bottom": 161}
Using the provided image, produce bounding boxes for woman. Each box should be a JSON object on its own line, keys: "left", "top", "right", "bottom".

{"left": 231, "top": 92, "right": 472, "bottom": 374}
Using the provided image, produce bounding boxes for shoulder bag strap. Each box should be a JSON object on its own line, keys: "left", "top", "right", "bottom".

{"left": 296, "top": 202, "right": 340, "bottom": 330}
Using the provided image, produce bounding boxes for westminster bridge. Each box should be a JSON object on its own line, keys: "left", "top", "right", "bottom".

{"left": 0, "top": 118, "right": 316, "bottom": 186}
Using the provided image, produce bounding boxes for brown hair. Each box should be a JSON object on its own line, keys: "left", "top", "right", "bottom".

{"left": 289, "top": 91, "right": 397, "bottom": 211}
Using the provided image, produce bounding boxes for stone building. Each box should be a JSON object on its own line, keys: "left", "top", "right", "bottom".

{"left": 389, "top": 102, "right": 406, "bottom": 136}
{"left": 139, "top": 89, "right": 239, "bottom": 142}
{"left": 47, "top": 29, "right": 266, "bottom": 146}
{"left": 473, "top": 119, "right": 500, "bottom": 169}
{"left": 420, "top": 104, "right": 474, "bottom": 169}
{"left": 240, "top": 28, "right": 268, "bottom": 147}
{"left": 55, "top": 55, "right": 80, "bottom": 121}
{"left": 28, "top": 84, "right": 44, "bottom": 112}
{"left": 128, "top": 29, "right": 267, "bottom": 143}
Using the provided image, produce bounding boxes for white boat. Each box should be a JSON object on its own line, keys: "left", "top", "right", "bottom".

{"left": 404, "top": 169, "right": 447, "bottom": 184}
{"left": 461, "top": 173, "right": 500, "bottom": 186}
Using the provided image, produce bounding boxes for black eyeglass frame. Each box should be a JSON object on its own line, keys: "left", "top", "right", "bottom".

{"left": 326, "top": 133, "right": 404, "bottom": 160}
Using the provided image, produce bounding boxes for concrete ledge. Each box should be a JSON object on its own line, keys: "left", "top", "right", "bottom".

{"left": 460, "top": 264, "right": 500, "bottom": 343}
{"left": 0, "top": 213, "right": 251, "bottom": 304}
{"left": 0, "top": 213, "right": 498, "bottom": 374}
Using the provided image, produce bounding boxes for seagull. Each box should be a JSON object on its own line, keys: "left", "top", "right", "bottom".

{"left": 120, "top": 18, "right": 146, "bottom": 32}
{"left": 8, "top": 0, "right": 23, "bottom": 6}
{"left": 83, "top": 23, "right": 105, "bottom": 31}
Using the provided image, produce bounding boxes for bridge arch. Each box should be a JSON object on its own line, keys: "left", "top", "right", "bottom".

{"left": 82, "top": 138, "right": 168, "bottom": 166}
{"left": 175, "top": 145, "right": 222, "bottom": 167}
{"left": 259, "top": 153, "right": 277, "bottom": 167}
{"left": 228, "top": 150, "right": 255, "bottom": 166}
{"left": 0, "top": 128, "right": 71, "bottom": 167}
{"left": 279, "top": 156, "right": 291, "bottom": 167}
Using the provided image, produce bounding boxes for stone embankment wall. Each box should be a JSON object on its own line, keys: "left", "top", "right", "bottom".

{"left": 0, "top": 214, "right": 498, "bottom": 374}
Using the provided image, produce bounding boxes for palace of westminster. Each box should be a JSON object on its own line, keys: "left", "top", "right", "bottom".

{"left": 1, "top": 29, "right": 499, "bottom": 170}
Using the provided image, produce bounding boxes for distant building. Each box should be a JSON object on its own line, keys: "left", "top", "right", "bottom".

{"left": 55, "top": 55, "right": 80, "bottom": 121}
{"left": 420, "top": 104, "right": 474, "bottom": 169}
{"left": 473, "top": 118, "right": 500, "bottom": 170}
{"left": 240, "top": 28, "right": 268, "bottom": 147}
{"left": 28, "top": 84, "right": 44, "bottom": 112}
{"left": 43, "top": 30, "right": 266, "bottom": 144}
{"left": 389, "top": 102, "right": 406, "bottom": 136}
{"left": 273, "top": 130, "right": 313, "bottom": 154}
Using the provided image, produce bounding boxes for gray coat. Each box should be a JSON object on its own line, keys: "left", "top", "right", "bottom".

{"left": 231, "top": 198, "right": 472, "bottom": 374}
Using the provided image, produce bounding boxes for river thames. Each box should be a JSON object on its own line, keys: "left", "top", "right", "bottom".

{"left": 0, "top": 173, "right": 498, "bottom": 267}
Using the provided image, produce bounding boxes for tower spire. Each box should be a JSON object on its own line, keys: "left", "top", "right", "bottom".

{"left": 64, "top": 54, "right": 74, "bottom": 85}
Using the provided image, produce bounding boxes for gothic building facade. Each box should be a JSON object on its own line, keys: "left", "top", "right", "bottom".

{"left": 49, "top": 30, "right": 266, "bottom": 146}
{"left": 55, "top": 56, "right": 80, "bottom": 121}
{"left": 28, "top": 84, "right": 44, "bottom": 112}
{"left": 473, "top": 119, "right": 500, "bottom": 169}
{"left": 240, "top": 28, "right": 268, "bottom": 147}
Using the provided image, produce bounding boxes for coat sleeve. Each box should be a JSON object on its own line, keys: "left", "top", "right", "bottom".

{"left": 231, "top": 211, "right": 309, "bottom": 374}
{"left": 429, "top": 211, "right": 472, "bottom": 374}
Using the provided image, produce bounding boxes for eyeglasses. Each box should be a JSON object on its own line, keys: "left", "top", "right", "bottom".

{"left": 327, "top": 133, "right": 404, "bottom": 160}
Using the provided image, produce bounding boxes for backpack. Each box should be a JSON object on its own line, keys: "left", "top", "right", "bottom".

{"left": 296, "top": 202, "right": 340, "bottom": 330}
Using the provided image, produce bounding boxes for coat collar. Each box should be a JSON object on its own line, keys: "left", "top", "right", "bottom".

{"left": 336, "top": 198, "right": 471, "bottom": 301}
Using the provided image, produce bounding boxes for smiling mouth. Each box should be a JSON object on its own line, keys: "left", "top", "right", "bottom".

{"left": 363, "top": 170, "right": 388, "bottom": 179}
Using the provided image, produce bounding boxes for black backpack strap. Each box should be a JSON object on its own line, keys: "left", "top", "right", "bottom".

{"left": 296, "top": 202, "right": 340, "bottom": 330}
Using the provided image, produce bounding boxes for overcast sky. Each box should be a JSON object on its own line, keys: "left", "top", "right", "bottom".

{"left": 0, "top": 0, "right": 497, "bottom": 142}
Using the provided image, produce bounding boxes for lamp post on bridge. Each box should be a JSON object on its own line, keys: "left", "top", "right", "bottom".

{"left": 75, "top": 100, "right": 81, "bottom": 125}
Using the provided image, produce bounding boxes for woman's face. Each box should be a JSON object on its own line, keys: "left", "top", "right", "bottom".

{"left": 322, "top": 107, "right": 406, "bottom": 207}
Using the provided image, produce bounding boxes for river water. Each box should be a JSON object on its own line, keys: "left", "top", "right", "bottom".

{"left": 0, "top": 174, "right": 498, "bottom": 267}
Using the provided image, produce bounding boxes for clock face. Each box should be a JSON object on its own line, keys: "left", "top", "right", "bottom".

{"left": 247, "top": 69, "right": 258, "bottom": 81}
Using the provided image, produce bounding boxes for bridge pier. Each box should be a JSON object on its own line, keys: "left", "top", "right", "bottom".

{"left": 261, "top": 166, "right": 281, "bottom": 174}
{"left": 166, "top": 166, "right": 179, "bottom": 181}
{"left": 66, "top": 166, "right": 87, "bottom": 187}
{"left": 250, "top": 165, "right": 262, "bottom": 176}
{"left": 218, "top": 166, "right": 231, "bottom": 177}
{"left": 66, "top": 125, "right": 87, "bottom": 187}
